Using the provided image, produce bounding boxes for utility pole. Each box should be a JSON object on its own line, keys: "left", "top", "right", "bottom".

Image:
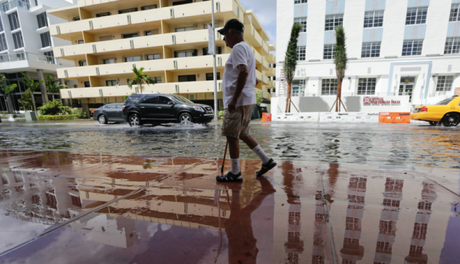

{"left": 211, "top": 0, "right": 218, "bottom": 120}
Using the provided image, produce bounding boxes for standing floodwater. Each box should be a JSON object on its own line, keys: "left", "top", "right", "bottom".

{"left": 0, "top": 121, "right": 459, "bottom": 169}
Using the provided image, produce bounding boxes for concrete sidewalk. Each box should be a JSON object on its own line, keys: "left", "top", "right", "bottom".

{"left": 0, "top": 150, "right": 459, "bottom": 263}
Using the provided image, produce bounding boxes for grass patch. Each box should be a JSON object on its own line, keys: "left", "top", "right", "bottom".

{"left": 37, "top": 115, "right": 79, "bottom": 120}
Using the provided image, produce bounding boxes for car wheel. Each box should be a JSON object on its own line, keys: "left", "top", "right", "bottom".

{"left": 98, "top": 114, "right": 107, "bottom": 124}
{"left": 429, "top": 121, "right": 438, "bottom": 126}
{"left": 442, "top": 113, "right": 460, "bottom": 127}
{"left": 129, "top": 114, "right": 141, "bottom": 127}
{"left": 179, "top": 112, "right": 193, "bottom": 124}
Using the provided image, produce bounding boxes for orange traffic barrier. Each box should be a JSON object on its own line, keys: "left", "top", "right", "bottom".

{"left": 379, "top": 112, "right": 411, "bottom": 123}
{"left": 261, "top": 113, "right": 272, "bottom": 122}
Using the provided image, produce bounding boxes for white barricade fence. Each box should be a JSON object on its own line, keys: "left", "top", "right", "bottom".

{"left": 274, "top": 112, "right": 379, "bottom": 123}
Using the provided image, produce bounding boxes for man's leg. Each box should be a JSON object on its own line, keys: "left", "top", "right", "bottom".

{"left": 240, "top": 135, "right": 271, "bottom": 165}
{"left": 227, "top": 136, "right": 240, "bottom": 174}
{"left": 217, "top": 107, "right": 243, "bottom": 182}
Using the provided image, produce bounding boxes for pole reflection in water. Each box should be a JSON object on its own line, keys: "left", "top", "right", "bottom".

{"left": 404, "top": 182, "right": 437, "bottom": 264}
{"left": 373, "top": 178, "right": 404, "bottom": 264}
{"left": 340, "top": 177, "right": 367, "bottom": 263}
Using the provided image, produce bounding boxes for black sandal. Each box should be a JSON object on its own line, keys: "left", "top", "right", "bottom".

{"left": 216, "top": 171, "right": 242, "bottom": 182}
{"left": 256, "top": 158, "right": 277, "bottom": 177}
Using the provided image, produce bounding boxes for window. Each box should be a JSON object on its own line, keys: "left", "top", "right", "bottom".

{"left": 141, "top": 5, "right": 157, "bottom": 10}
{"left": 175, "top": 26, "right": 194, "bottom": 32}
{"left": 103, "top": 58, "right": 115, "bottom": 64}
{"left": 78, "top": 60, "right": 87, "bottom": 66}
{"left": 321, "top": 79, "right": 337, "bottom": 95}
{"left": 118, "top": 8, "right": 138, "bottom": 14}
{"left": 406, "top": 7, "right": 428, "bottom": 25}
{"left": 72, "top": 16, "right": 80, "bottom": 21}
{"left": 0, "top": 34, "right": 7, "bottom": 51}
{"left": 8, "top": 12, "right": 20, "bottom": 30}
{"left": 172, "top": 0, "right": 193, "bottom": 6}
{"left": 358, "top": 78, "right": 376, "bottom": 95}
{"left": 206, "top": 72, "right": 221, "bottom": 80}
{"left": 37, "top": 12, "right": 47, "bottom": 28}
{"left": 323, "top": 44, "right": 335, "bottom": 59}
{"left": 203, "top": 47, "right": 222, "bottom": 55}
{"left": 294, "top": 17, "right": 307, "bottom": 32}
{"left": 297, "top": 46, "right": 306, "bottom": 61}
{"left": 84, "top": 81, "right": 91, "bottom": 87}
{"left": 77, "top": 40, "right": 84, "bottom": 44}
{"left": 444, "top": 37, "right": 460, "bottom": 54}
{"left": 361, "top": 42, "right": 381, "bottom": 57}
{"left": 158, "top": 96, "right": 172, "bottom": 104}
{"left": 99, "top": 35, "right": 112, "bottom": 41}
{"left": 106, "top": 80, "right": 117, "bottom": 86}
{"left": 122, "top": 33, "right": 138, "bottom": 38}
{"left": 449, "top": 4, "right": 459, "bottom": 22}
{"left": 294, "top": 0, "right": 307, "bottom": 3}
{"left": 124, "top": 56, "right": 141, "bottom": 62}
{"left": 178, "top": 75, "right": 196, "bottom": 82}
{"left": 292, "top": 80, "right": 305, "bottom": 96}
{"left": 142, "top": 96, "right": 157, "bottom": 104}
{"left": 436, "top": 76, "right": 453, "bottom": 92}
{"left": 96, "top": 12, "right": 111, "bottom": 17}
{"left": 44, "top": 51, "right": 54, "bottom": 63}
{"left": 146, "top": 54, "right": 161, "bottom": 60}
{"left": 153, "top": 76, "right": 162, "bottom": 83}
{"left": 402, "top": 40, "right": 423, "bottom": 56}
{"left": 12, "top": 32, "right": 23, "bottom": 49}
{"left": 364, "top": 10, "right": 384, "bottom": 28}
{"left": 175, "top": 50, "right": 197, "bottom": 57}
{"left": 325, "top": 14, "right": 343, "bottom": 31}
{"left": 40, "top": 32, "right": 51, "bottom": 47}
{"left": 145, "top": 29, "right": 159, "bottom": 35}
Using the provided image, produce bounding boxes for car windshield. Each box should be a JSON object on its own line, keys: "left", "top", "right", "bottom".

{"left": 124, "top": 95, "right": 143, "bottom": 105}
{"left": 171, "top": 94, "right": 193, "bottom": 104}
{"left": 435, "top": 98, "right": 454, "bottom": 105}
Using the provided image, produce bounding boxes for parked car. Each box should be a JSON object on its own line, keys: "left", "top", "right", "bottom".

{"left": 122, "top": 93, "right": 214, "bottom": 126}
{"left": 92, "top": 103, "right": 124, "bottom": 124}
{"left": 411, "top": 95, "right": 460, "bottom": 126}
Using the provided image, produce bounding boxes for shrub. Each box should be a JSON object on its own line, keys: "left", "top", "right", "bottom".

{"left": 218, "top": 110, "right": 224, "bottom": 119}
{"left": 71, "top": 108, "right": 86, "bottom": 118}
{"left": 39, "top": 101, "right": 72, "bottom": 115}
{"left": 37, "top": 114, "right": 78, "bottom": 120}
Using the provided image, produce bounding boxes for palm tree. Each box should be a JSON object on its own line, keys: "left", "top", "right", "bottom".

{"left": 45, "top": 74, "right": 69, "bottom": 101}
{"left": 284, "top": 22, "right": 303, "bottom": 113}
{"left": 21, "top": 72, "right": 44, "bottom": 113}
{"left": 0, "top": 75, "right": 17, "bottom": 113}
{"left": 128, "top": 66, "right": 155, "bottom": 93}
{"left": 332, "top": 24, "right": 348, "bottom": 112}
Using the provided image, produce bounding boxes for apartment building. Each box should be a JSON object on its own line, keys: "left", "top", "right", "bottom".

{"left": 0, "top": 0, "right": 76, "bottom": 111}
{"left": 48, "top": 0, "right": 276, "bottom": 113}
{"left": 274, "top": 0, "right": 460, "bottom": 113}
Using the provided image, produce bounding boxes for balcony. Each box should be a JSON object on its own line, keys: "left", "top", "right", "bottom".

{"left": 267, "top": 53, "right": 275, "bottom": 64}
{"left": 57, "top": 54, "right": 230, "bottom": 79}
{"left": 244, "top": 24, "right": 262, "bottom": 48}
{"left": 265, "top": 67, "right": 275, "bottom": 77}
{"left": 2, "top": 0, "right": 31, "bottom": 12}
{"left": 0, "top": 52, "right": 62, "bottom": 65}
{"left": 60, "top": 81, "right": 223, "bottom": 99}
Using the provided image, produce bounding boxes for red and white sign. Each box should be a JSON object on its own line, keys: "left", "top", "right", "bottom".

{"left": 363, "top": 97, "right": 400, "bottom": 106}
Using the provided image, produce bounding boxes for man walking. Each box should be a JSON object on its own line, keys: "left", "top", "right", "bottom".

{"left": 216, "top": 19, "right": 276, "bottom": 182}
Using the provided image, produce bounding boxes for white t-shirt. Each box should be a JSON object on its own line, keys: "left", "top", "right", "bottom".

{"left": 223, "top": 41, "right": 256, "bottom": 108}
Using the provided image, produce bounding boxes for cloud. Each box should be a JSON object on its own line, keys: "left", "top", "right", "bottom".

{"left": 239, "top": 0, "right": 277, "bottom": 44}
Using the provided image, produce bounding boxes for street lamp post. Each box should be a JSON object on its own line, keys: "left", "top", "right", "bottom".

{"left": 211, "top": 0, "right": 218, "bottom": 120}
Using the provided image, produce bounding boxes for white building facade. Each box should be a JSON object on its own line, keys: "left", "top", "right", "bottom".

{"left": 274, "top": 0, "right": 460, "bottom": 113}
{"left": 0, "top": 0, "right": 75, "bottom": 112}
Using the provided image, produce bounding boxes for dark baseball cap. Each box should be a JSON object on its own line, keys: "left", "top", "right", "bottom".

{"left": 217, "top": 19, "right": 245, "bottom": 35}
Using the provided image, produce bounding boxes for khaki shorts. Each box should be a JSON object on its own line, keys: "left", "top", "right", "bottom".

{"left": 221, "top": 104, "right": 255, "bottom": 138}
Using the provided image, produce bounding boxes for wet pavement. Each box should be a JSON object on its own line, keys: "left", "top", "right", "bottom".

{"left": 0, "top": 149, "right": 459, "bottom": 264}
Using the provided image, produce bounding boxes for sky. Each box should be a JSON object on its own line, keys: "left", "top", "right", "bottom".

{"left": 239, "top": 0, "right": 277, "bottom": 46}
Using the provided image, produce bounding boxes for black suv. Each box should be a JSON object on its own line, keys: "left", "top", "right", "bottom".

{"left": 122, "top": 93, "right": 214, "bottom": 126}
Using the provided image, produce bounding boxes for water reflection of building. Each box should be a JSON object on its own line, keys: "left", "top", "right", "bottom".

{"left": 312, "top": 194, "right": 327, "bottom": 264}
{"left": 373, "top": 178, "right": 404, "bottom": 264}
{"left": 340, "top": 177, "right": 367, "bottom": 263}
{"left": 282, "top": 162, "right": 304, "bottom": 263}
{"left": 404, "top": 182, "right": 437, "bottom": 264}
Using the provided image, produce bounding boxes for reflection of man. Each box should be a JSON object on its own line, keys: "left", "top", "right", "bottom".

{"left": 216, "top": 19, "right": 276, "bottom": 182}
{"left": 224, "top": 177, "right": 276, "bottom": 263}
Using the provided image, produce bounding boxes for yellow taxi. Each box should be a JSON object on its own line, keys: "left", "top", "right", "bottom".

{"left": 411, "top": 95, "right": 460, "bottom": 126}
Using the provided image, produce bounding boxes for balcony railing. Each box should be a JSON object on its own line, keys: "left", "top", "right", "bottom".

{"left": 0, "top": 52, "right": 61, "bottom": 65}
{"left": 2, "top": 0, "right": 32, "bottom": 12}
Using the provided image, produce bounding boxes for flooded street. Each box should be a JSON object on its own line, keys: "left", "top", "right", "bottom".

{"left": 1, "top": 120, "right": 459, "bottom": 169}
